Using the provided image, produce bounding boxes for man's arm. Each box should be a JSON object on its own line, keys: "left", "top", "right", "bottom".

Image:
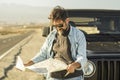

{"left": 24, "top": 60, "right": 34, "bottom": 66}
{"left": 75, "top": 30, "right": 87, "bottom": 73}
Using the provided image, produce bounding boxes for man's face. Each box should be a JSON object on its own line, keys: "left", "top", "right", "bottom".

{"left": 52, "top": 19, "right": 69, "bottom": 36}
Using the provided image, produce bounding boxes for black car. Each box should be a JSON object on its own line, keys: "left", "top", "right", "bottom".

{"left": 42, "top": 9, "right": 120, "bottom": 80}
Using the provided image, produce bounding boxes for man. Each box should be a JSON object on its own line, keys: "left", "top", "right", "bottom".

{"left": 24, "top": 6, "right": 87, "bottom": 80}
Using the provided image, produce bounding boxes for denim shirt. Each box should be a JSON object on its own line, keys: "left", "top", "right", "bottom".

{"left": 32, "top": 25, "right": 87, "bottom": 74}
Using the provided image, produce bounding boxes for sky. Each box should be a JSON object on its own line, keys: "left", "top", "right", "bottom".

{"left": 0, "top": 0, "right": 120, "bottom": 10}
{"left": 0, "top": 0, "right": 120, "bottom": 24}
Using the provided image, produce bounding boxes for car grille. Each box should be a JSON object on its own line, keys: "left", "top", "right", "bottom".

{"left": 97, "top": 59, "right": 120, "bottom": 80}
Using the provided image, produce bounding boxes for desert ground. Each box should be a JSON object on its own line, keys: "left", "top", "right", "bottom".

{"left": 0, "top": 27, "right": 46, "bottom": 80}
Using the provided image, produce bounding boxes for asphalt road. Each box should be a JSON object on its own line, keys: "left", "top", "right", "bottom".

{"left": 0, "top": 31, "right": 34, "bottom": 56}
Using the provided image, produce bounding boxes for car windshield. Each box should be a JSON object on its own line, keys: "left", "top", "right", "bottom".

{"left": 70, "top": 15, "right": 120, "bottom": 52}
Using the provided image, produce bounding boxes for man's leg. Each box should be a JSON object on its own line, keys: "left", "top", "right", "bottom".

{"left": 65, "top": 76, "right": 84, "bottom": 80}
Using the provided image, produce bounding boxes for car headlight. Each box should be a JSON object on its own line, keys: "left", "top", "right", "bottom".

{"left": 84, "top": 60, "right": 96, "bottom": 77}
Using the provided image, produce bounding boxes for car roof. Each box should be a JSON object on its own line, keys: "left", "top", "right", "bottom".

{"left": 66, "top": 9, "right": 120, "bottom": 17}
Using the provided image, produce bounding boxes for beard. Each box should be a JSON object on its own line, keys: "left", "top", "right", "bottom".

{"left": 57, "top": 29, "right": 66, "bottom": 36}
{"left": 57, "top": 24, "right": 69, "bottom": 36}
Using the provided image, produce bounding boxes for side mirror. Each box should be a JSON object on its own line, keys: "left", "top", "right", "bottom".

{"left": 42, "top": 27, "right": 50, "bottom": 37}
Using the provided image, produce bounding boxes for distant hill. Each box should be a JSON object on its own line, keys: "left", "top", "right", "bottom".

{"left": 0, "top": 4, "right": 52, "bottom": 24}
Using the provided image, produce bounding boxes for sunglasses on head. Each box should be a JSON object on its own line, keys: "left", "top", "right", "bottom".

{"left": 52, "top": 24, "right": 64, "bottom": 28}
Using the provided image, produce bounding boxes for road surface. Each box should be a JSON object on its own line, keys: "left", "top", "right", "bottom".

{"left": 0, "top": 29, "right": 46, "bottom": 80}
{"left": 0, "top": 31, "right": 34, "bottom": 56}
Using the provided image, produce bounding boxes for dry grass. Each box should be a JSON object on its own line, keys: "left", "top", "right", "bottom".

{"left": 0, "top": 28, "right": 25, "bottom": 35}
{"left": 0, "top": 27, "right": 31, "bottom": 39}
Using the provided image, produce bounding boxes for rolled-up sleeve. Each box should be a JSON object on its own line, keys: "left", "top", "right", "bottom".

{"left": 31, "top": 30, "right": 56, "bottom": 63}
{"left": 75, "top": 30, "right": 88, "bottom": 73}
{"left": 31, "top": 38, "right": 49, "bottom": 63}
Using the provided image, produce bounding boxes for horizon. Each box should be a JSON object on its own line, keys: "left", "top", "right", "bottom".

{"left": 0, "top": 0, "right": 120, "bottom": 24}
{"left": 0, "top": 4, "right": 52, "bottom": 24}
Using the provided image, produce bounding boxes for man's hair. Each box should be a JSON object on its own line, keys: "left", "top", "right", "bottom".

{"left": 49, "top": 6, "right": 68, "bottom": 21}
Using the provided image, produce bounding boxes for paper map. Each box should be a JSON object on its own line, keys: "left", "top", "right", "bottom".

{"left": 15, "top": 56, "right": 68, "bottom": 74}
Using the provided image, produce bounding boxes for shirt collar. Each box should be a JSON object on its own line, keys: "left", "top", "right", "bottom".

{"left": 68, "top": 24, "right": 73, "bottom": 36}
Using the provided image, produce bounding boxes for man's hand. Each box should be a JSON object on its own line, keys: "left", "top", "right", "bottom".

{"left": 66, "top": 62, "right": 81, "bottom": 74}
{"left": 24, "top": 60, "right": 34, "bottom": 67}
